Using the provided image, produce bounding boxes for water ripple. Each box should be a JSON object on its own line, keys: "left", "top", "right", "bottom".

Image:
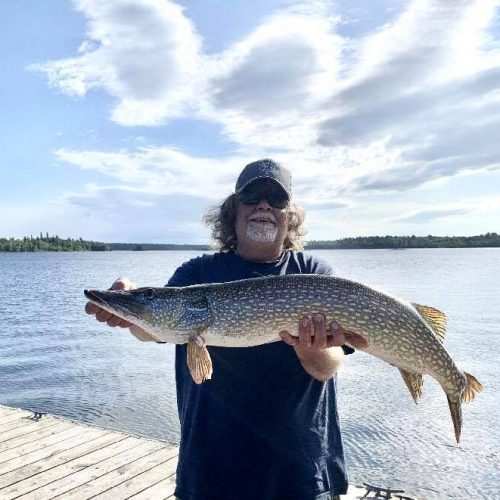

{"left": 1, "top": 249, "right": 498, "bottom": 498}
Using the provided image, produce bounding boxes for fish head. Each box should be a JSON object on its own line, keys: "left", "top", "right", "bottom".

{"left": 84, "top": 287, "right": 186, "bottom": 338}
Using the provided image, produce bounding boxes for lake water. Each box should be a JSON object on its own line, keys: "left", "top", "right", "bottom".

{"left": 0, "top": 249, "right": 498, "bottom": 499}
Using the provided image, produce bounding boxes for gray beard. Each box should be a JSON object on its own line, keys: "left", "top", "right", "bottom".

{"left": 246, "top": 221, "right": 278, "bottom": 243}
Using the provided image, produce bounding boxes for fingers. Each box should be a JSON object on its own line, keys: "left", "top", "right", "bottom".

{"left": 299, "top": 316, "right": 312, "bottom": 347}
{"left": 106, "top": 316, "right": 125, "bottom": 328}
{"left": 279, "top": 330, "right": 298, "bottom": 346}
{"left": 93, "top": 308, "right": 131, "bottom": 328}
{"left": 117, "top": 320, "right": 133, "bottom": 328}
{"left": 86, "top": 300, "right": 130, "bottom": 328}
{"left": 280, "top": 314, "right": 347, "bottom": 351}
{"left": 311, "top": 314, "right": 327, "bottom": 349}
{"left": 326, "top": 321, "right": 346, "bottom": 347}
{"left": 85, "top": 301, "right": 100, "bottom": 315}
{"left": 281, "top": 315, "right": 326, "bottom": 350}
{"left": 95, "top": 309, "right": 113, "bottom": 323}
{"left": 110, "top": 277, "right": 137, "bottom": 291}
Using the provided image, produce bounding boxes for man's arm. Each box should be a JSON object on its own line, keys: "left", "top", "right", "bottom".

{"left": 280, "top": 314, "right": 346, "bottom": 382}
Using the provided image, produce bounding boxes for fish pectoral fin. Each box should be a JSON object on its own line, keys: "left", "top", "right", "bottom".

{"left": 398, "top": 368, "right": 424, "bottom": 404}
{"left": 343, "top": 331, "right": 368, "bottom": 349}
{"left": 411, "top": 303, "right": 447, "bottom": 342}
{"left": 187, "top": 337, "right": 213, "bottom": 384}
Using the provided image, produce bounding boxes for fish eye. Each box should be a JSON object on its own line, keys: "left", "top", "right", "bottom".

{"left": 144, "top": 288, "right": 155, "bottom": 299}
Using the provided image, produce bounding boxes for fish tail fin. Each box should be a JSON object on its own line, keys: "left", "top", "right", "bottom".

{"left": 398, "top": 368, "right": 423, "bottom": 404}
{"left": 447, "top": 396, "right": 462, "bottom": 443}
{"left": 447, "top": 373, "right": 483, "bottom": 443}
{"left": 462, "top": 372, "right": 483, "bottom": 403}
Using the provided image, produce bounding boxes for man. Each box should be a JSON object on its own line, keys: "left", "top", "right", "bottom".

{"left": 85, "top": 159, "right": 352, "bottom": 500}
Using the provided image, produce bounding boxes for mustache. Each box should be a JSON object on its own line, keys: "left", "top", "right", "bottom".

{"left": 248, "top": 214, "right": 277, "bottom": 224}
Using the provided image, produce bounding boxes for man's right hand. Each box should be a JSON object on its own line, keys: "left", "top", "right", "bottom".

{"left": 84, "top": 276, "right": 157, "bottom": 342}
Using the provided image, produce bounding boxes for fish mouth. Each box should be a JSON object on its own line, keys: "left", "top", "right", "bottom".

{"left": 84, "top": 289, "right": 143, "bottom": 320}
{"left": 84, "top": 289, "right": 105, "bottom": 305}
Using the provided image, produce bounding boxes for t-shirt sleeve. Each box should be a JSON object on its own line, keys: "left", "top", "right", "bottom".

{"left": 302, "top": 253, "right": 335, "bottom": 277}
{"left": 166, "top": 257, "right": 203, "bottom": 287}
{"left": 311, "top": 257, "right": 334, "bottom": 277}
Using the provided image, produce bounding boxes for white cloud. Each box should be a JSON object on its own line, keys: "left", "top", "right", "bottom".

{"left": 31, "top": 0, "right": 500, "bottom": 179}
{"left": 200, "top": 12, "right": 342, "bottom": 148}
{"left": 315, "top": 0, "right": 500, "bottom": 192}
{"left": 395, "top": 208, "right": 471, "bottom": 224}
{"left": 303, "top": 194, "right": 500, "bottom": 239}
{"left": 29, "top": 0, "right": 203, "bottom": 125}
{"left": 24, "top": 0, "right": 500, "bottom": 241}
{"left": 62, "top": 184, "right": 211, "bottom": 243}
{"left": 209, "top": 14, "right": 341, "bottom": 115}
{"left": 54, "top": 146, "right": 285, "bottom": 201}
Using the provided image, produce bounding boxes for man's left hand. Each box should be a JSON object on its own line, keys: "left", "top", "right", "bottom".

{"left": 279, "top": 313, "right": 346, "bottom": 354}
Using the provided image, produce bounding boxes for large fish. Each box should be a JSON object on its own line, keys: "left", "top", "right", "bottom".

{"left": 84, "top": 274, "right": 482, "bottom": 442}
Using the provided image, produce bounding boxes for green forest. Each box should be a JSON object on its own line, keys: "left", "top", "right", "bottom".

{"left": 109, "top": 243, "right": 209, "bottom": 251}
{"left": 307, "top": 232, "right": 500, "bottom": 249}
{"left": 0, "top": 233, "right": 109, "bottom": 252}
{"left": 0, "top": 232, "right": 498, "bottom": 252}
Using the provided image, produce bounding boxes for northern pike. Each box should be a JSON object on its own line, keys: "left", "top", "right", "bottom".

{"left": 84, "top": 274, "right": 483, "bottom": 442}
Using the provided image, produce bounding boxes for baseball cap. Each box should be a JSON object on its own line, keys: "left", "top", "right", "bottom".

{"left": 235, "top": 159, "right": 292, "bottom": 199}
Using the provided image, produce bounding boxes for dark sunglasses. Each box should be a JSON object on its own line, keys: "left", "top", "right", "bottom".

{"left": 239, "top": 187, "right": 289, "bottom": 209}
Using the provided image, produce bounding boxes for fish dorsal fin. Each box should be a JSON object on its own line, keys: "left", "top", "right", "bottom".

{"left": 398, "top": 368, "right": 424, "bottom": 404}
{"left": 411, "top": 303, "right": 447, "bottom": 343}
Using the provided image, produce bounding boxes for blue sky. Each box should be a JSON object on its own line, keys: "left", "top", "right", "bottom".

{"left": 1, "top": 0, "right": 499, "bottom": 243}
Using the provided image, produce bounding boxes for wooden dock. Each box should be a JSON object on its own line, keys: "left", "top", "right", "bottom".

{"left": 0, "top": 404, "right": 416, "bottom": 499}
{"left": 0, "top": 405, "right": 178, "bottom": 499}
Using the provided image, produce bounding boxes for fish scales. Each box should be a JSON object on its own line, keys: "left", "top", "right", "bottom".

{"left": 206, "top": 276, "right": 441, "bottom": 371}
{"left": 84, "top": 273, "right": 483, "bottom": 442}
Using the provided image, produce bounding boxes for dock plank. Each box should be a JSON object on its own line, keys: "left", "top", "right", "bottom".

{"left": 0, "top": 413, "right": 31, "bottom": 427}
{"left": 0, "top": 426, "right": 108, "bottom": 474}
{"left": 128, "top": 475, "right": 176, "bottom": 499}
{"left": 0, "top": 415, "right": 61, "bottom": 444}
{"left": 0, "top": 418, "right": 41, "bottom": 433}
{"left": 0, "top": 434, "right": 134, "bottom": 497}
{"left": 0, "top": 421, "right": 75, "bottom": 452}
{"left": 90, "top": 454, "right": 178, "bottom": 499}
{"left": 54, "top": 446, "right": 178, "bottom": 499}
{"left": 0, "top": 425, "right": 102, "bottom": 460}
{"left": 14, "top": 437, "right": 162, "bottom": 499}
{"left": 0, "top": 406, "right": 18, "bottom": 418}
{"left": 0, "top": 405, "right": 180, "bottom": 500}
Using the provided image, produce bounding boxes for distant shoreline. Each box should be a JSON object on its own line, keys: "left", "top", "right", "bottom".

{"left": 1, "top": 233, "right": 499, "bottom": 252}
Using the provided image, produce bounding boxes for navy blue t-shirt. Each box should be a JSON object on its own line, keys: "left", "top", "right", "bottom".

{"left": 167, "top": 250, "right": 349, "bottom": 500}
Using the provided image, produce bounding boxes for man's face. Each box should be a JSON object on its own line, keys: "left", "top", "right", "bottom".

{"left": 235, "top": 180, "right": 289, "bottom": 248}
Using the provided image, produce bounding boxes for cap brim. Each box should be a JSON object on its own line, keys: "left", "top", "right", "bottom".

{"left": 235, "top": 177, "right": 290, "bottom": 199}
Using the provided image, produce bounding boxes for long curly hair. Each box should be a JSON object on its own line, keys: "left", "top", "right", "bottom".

{"left": 203, "top": 193, "right": 307, "bottom": 251}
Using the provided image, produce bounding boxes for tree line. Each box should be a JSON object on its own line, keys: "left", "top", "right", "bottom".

{"left": 1, "top": 232, "right": 498, "bottom": 252}
{"left": 0, "top": 233, "right": 109, "bottom": 252}
{"left": 306, "top": 233, "right": 500, "bottom": 249}
{"left": 109, "top": 243, "right": 209, "bottom": 251}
